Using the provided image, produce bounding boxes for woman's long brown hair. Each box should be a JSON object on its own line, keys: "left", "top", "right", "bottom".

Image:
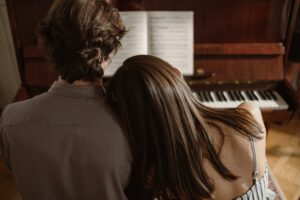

{"left": 106, "top": 55, "right": 263, "bottom": 200}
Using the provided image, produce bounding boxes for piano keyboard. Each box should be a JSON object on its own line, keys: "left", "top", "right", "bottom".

{"left": 193, "top": 90, "right": 289, "bottom": 110}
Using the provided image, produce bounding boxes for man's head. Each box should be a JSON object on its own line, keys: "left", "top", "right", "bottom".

{"left": 38, "top": 0, "right": 126, "bottom": 83}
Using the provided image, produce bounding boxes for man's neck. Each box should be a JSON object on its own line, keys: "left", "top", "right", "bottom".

{"left": 58, "top": 77, "right": 99, "bottom": 87}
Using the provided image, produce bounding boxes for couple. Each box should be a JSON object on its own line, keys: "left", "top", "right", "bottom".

{"left": 0, "top": 0, "right": 272, "bottom": 199}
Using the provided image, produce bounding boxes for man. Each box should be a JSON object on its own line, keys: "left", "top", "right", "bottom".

{"left": 0, "top": 0, "right": 131, "bottom": 199}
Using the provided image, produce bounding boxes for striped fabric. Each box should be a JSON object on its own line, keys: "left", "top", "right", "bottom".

{"left": 235, "top": 168, "right": 270, "bottom": 200}
{"left": 234, "top": 137, "right": 275, "bottom": 200}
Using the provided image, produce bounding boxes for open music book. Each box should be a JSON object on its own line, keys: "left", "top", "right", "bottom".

{"left": 104, "top": 11, "right": 194, "bottom": 77}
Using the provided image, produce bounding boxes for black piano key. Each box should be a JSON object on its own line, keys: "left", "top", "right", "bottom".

{"left": 228, "top": 91, "right": 236, "bottom": 101}
{"left": 245, "top": 91, "right": 254, "bottom": 100}
{"left": 237, "top": 91, "right": 245, "bottom": 101}
{"left": 205, "top": 92, "right": 211, "bottom": 102}
{"left": 203, "top": 92, "right": 209, "bottom": 102}
{"left": 232, "top": 91, "right": 239, "bottom": 101}
{"left": 258, "top": 90, "right": 267, "bottom": 100}
{"left": 200, "top": 92, "right": 206, "bottom": 102}
{"left": 215, "top": 91, "right": 221, "bottom": 101}
{"left": 216, "top": 91, "right": 222, "bottom": 101}
{"left": 267, "top": 90, "right": 277, "bottom": 100}
{"left": 228, "top": 91, "right": 237, "bottom": 101}
{"left": 197, "top": 92, "right": 204, "bottom": 102}
{"left": 227, "top": 91, "right": 235, "bottom": 101}
{"left": 201, "top": 92, "right": 208, "bottom": 102}
{"left": 234, "top": 91, "right": 243, "bottom": 101}
{"left": 216, "top": 91, "right": 224, "bottom": 101}
{"left": 216, "top": 92, "right": 222, "bottom": 101}
{"left": 250, "top": 91, "right": 259, "bottom": 100}
{"left": 215, "top": 91, "right": 222, "bottom": 101}
{"left": 263, "top": 90, "right": 272, "bottom": 100}
{"left": 221, "top": 92, "right": 228, "bottom": 102}
{"left": 206, "top": 92, "right": 213, "bottom": 102}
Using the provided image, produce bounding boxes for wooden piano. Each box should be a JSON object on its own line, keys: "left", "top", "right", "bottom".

{"left": 5, "top": 0, "right": 300, "bottom": 124}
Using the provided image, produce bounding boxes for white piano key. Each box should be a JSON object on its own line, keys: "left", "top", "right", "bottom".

{"left": 241, "top": 91, "right": 262, "bottom": 108}
{"left": 193, "top": 90, "right": 288, "bottom": 111}
{"left": 223, "top": 91, "right": 238, "bottom": 108}
{"left": 261, "top": 90, "right": 279, "bottom": 108}
{"left": 240, "top": 91, "right": 258, "bottom": 106}
{"left": 210, "top": 92, "right": 223, "bottom": 108}
{"left": 272, "top": 91, "right": 289, "bottom": 110}
{"left": 253, "top": 91, "right": 271, "bottom": 108}
{"left": 254, "top": 90, "right": 278, "bottom": 109}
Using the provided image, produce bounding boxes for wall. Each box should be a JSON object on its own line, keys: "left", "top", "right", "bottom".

{"left": 0, "top": 0, "right": 21, "bottom": 108}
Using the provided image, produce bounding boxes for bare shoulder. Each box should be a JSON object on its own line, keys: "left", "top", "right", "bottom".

{"left": 209, "top": 103, "right": 268, "bottom": 197}
{"left": 237, "top": 102, "right": 261, "bottom": 120}
{"left": 238, "top": 102, "right": 267, "bottom": 177}
{"left": 237, "top": 102, "right": 266, "bottom": 135}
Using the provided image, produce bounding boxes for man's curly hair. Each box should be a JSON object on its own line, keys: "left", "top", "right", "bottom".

{"left": 38, "top": 0, "right": 126, "bottom": 83}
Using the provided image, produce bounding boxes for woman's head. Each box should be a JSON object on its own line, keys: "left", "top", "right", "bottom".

{"left": 108, "top": 55, "right": 192, "bottom": 108}
{"left": 38, "top": 0, "right": 126, "bottom": 83}
{"left": 107, "top": 56, "right": 201, "bottom": 152}
{"left": 107, "top": 55, "right": 262, "bottom": 199}
{"left": 107, "top": 55, "right": 214, "bottom": 199}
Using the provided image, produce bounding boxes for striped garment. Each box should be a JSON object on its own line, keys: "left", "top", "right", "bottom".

{"left": 234, "top": 137, "right": 276, "bottom": 200}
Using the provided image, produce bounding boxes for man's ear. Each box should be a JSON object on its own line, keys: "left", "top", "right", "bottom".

{"left": 101, "top": 59, "right": 110, "bottom": 71}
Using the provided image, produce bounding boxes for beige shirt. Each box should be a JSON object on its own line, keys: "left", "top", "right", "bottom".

{"left": 0, "top": 81, "right": 132, "bottom": 200}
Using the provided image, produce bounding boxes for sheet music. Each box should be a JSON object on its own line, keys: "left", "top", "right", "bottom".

{"left": 148, "top": 12, "right": 194, "bottom": 75}
{"left": 104, "top": 12, "right": 148, "bottom": 77}
{"left": 104, "top": 11, "right": 194, "bottom": 76}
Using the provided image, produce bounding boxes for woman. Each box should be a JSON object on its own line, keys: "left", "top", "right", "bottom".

{"left": 107, "top": 55, "right": 272, "bottom": 200}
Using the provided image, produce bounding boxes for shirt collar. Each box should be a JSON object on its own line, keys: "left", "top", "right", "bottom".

{"left": 48, "top": 81, "right": 105, "bottom": 98}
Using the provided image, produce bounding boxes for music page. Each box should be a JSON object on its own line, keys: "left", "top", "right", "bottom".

{"left": 104, "top": 12, "right": 148, "bottom": 76}
{"left": 148, "top": 12, "right": 194, "bottom": 75}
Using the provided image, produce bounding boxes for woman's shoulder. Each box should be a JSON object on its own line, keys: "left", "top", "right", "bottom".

{"left": 236, "top": 102, "right": 267, "bottom": 177}
{"left": 206, "top": 103, "right": 267, "bottom": 198}
{"left": 237, "top": 102, "right": 266, "bottom": 135}
{"left": 211, "top": 102, "right": 267, "bottom": 171}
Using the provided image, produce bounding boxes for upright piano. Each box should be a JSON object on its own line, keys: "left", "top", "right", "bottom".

{"left": 5, "top": 0, "right": 300, "bottom": 123}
